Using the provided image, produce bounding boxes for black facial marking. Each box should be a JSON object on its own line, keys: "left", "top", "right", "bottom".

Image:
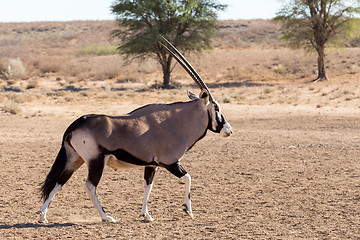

{"left": 207, "top": 109, "right": 225, "bottom": 133}
{"left": 215, "top": 112, "right": 226, "bottom": 133}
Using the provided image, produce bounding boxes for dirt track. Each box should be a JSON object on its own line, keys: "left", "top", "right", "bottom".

{"left": 0, "top": 103, "right": 360, "bottom": 239}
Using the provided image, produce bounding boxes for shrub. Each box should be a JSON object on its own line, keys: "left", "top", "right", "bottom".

{"left": 38, "top": 61, "right": 61, "bottom": 74}
{"left": 0, "top": 60, "right": 7, "bottom": 76}
{"left": 222, "top": 95, "right": 233, "bottom": 103}
{"left": 26, "top": 79, "right": 39, "bottom": 89}
{"left": 79, "top": 44, "right": 117, "bottom": 56}
{"left": 2, "top": 58, "right": 26, "bottom": 79}
{"left": 263, "top": 87, "right": 274, "bottom": 94}
{"left": 2, "top": 101, "right": 21, "bottom": 114}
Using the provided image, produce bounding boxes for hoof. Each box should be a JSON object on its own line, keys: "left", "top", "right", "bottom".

{"left": 102, "top": 216, "right": 117, "bottom": 223}
{"left": 183, "top": 209, "right": 194, "bottom": 219}
{"left": 182, "top": 204, "right": 194, "bottom": 219}
{"left": 37, "top": 211, "right": 48, "bottom": 224}
{"left": 183, "top": 204, "right": 194, "bottom": 219}
{"left": 140, "top": 213, "right": 154, "bottom": 222}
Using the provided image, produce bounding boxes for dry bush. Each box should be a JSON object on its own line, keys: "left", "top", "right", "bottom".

{"left": 93, "top": 65, "right": 122, "bottom": 80}
{"left": 38, "top": 58, "right": 62, "bottom": 74}
{"left": 26, "top": 56, "right": 64, "bottom": 76}
{"left": 222, "top": 95, "right": 233, "bottom": 103}
{"left": 0, "top": 59, "right": 7, "bottom": 77}
{"left": 78, "top": 44, "right": 117, "bottom": 56}
{"left": 26, "top": 79, "right": 39, "bottom": 89}
{"left": 2, "top": 58, "right": 27, "bottom": 80}
{"left": 2, "top": 101, "right": 21, "bottom": 114}
{"left": 64, "top": 59, "right": 122, "bottom": 81}
{"left": 116, "top": 73, "right": 138, "bottom": 83}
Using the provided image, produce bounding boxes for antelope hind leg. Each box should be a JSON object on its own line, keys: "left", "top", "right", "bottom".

{"left": 38, "top": 183, "right": 62, "bottom": 223}
{"left": 38, "top": 146, "right": 83, "bottom": 223}
{"left": 85, "top": 156, "right": 116, "bottom": 223}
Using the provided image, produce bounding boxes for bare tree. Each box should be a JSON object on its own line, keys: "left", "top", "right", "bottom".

{"left": 276, "top": 0, "right": 360, "bottom": 81}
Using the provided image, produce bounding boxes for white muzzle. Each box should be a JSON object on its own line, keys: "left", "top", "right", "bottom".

{"left": 222, "top": 122, "right": 232, "bottom": 137}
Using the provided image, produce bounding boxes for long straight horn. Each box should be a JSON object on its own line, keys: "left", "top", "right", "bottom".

{"left": 159, "top": 35, "right": 214, "bottom": 101}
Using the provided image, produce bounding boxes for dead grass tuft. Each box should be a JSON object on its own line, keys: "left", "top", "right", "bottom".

{"left": 2, "top": 58, "right": 26, "bottom": 79}
{"left": 222, "top": 95, "right": 233, "bottom": 103}
{"left": 2, "top": 100, "right": 21, "bottom": 114}
{"left": 26, "top": 79, "right": 39, "bottom": 89}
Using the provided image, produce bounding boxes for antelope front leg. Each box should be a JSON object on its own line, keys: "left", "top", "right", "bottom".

{"left": 165, "top": 162, "right": 194, "bottom": 219}
{"left": 141, "top": 167, "right": 157, "bottom": 222}
{"left": 181, "top": 173, "right": 193, "bottom": 218}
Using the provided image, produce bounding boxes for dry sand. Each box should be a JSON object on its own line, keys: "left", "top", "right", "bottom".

{"left": 1, "top": 94, "right": 359, "bottom": 239}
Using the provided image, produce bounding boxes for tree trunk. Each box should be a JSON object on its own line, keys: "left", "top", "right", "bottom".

{"left": 315, "top": 46, "right": 328, "bottom": 82}
{"left": 163, "top": 67, "right": 170, "bottom": 88}
{"left": 162, "top": 57, "right": 172, "bottom": 88}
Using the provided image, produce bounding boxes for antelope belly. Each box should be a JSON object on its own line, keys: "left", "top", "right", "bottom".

{"left": 107, "top": 155, "right": 138, "bottom": 169}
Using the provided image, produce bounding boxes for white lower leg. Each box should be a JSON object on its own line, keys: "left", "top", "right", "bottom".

{"left": 85, "top": 181, "right": 116, "bottom": 223}
{"left": 141, "top": 180, "right": 153, "bottom": 221}
{"left": 181, "top": 173, "right": 193, "bottom": 218}
{"left": 38, "top": 183, "right": 62, "bottom": 223}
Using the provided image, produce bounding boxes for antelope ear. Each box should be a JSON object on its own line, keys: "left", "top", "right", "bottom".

{"left": 199, "top": 89, "right": 210, "bottom": 105}
{"left": 187, "top": 90, "right": 199, "bottom": 100}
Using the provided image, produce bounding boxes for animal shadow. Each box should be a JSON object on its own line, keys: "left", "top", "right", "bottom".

{"left": 0, "top": 222, "right": 75, "bottom": 229}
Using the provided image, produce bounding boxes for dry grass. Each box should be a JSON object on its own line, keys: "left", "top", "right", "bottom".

{"left": 213, "top": 20, "right": 285, "bottom": 49}
{"left": 0, "top": 20, "right": 359, "bottom": 112}
{"left": 2, "top": 100, "right": 21, "bottom": 114}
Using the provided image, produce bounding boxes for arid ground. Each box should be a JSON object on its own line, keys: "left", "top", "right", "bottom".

{"left": 1, "top": 20, "right": 360, "bottom": 239}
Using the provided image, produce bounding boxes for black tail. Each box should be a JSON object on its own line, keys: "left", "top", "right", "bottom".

{"left": 40, "top": 144, "right": 67, "bottom": 201}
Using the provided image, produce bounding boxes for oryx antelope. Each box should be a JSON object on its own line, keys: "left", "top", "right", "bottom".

{"left": 38, "top": 36, "right": 232, "bottom": 223}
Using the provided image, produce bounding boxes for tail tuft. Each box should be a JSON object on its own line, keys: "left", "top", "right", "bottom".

{"left": 40, "top": 146, "right": 67, "bottom": 201}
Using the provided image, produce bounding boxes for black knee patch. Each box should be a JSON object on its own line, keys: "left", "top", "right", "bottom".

{"left": 144, "top": 167, "right": 157, "bottom": 185}
{"left": 165, "top": 162, "right": 187, "bottom": 178}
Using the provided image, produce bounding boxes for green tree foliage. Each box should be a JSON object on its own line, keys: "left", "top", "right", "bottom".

{"left": 111, "top": 0, "right": 226, "bottom": 88}
{"left": 276, "top": 0, "right": 360, "bottom": 81}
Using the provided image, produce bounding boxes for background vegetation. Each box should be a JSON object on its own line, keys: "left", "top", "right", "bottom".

{"left": 1, "top": 20, "right": 359, "bottom": 84}
{"left": 111, "top": 0, "right": 226, "bottom": 88}
{"left": 0, "top": 20, "right": 360, "bottom": 115}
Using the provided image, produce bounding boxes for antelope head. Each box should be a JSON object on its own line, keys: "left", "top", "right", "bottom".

{"left": 159, "top": 36, "right": 232, "bottom": 137}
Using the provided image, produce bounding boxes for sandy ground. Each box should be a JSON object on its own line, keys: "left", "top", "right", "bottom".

{"left": 0, "top": 97, "right": 359, "bottom": 239}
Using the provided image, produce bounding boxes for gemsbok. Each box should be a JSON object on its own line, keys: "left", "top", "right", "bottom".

{"left": 37, "top": 36, "right": 232, "bottom": 223}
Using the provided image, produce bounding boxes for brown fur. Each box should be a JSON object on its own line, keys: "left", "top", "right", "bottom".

{"left": 75, "top": 99, "right": 208, "bottom": 166}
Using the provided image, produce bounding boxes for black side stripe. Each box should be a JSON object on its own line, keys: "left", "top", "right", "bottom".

{"left": 99, "top": 146, "right": 159, "bottom": 167}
